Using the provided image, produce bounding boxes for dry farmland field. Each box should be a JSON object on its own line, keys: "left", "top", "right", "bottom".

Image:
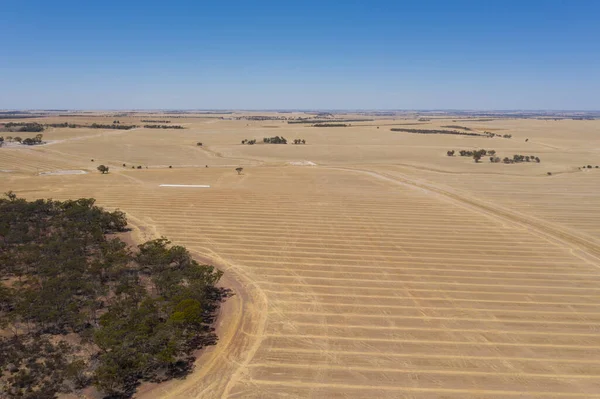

{"left": 2, "top": 112, "right": 600, "bottom": 398}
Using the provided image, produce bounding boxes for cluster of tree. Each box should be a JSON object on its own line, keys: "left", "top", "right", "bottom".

{"left": 4, "top": 122, "right": 45, "bottom": 132}
{"left": 441, "top": 125, "right": 472, "bottom": 131}
{"left": 1, "top": 136, "right": 23, "bottom": 144}
{"left": 391, "top": 128, "right": 485, "bottom": 137}
{"left": 313, "top": 123, "right": 348, "bottom": 127}
{"left": 241, "top": 139, "right": 257, "bottom": 145}
{"left": 141, "top": 120, "right": 170, "bottom": 123}
{"left": 452, "top": 149, "right": 496, "bottom": 157}
{"left": 501, "top": 154, "right": 541, "bottom": 164}
{"left": 582, "top": 165, "right": 599, "bottom": 169}
{"left": 143, "top": 125, "right": 184, "bottom": 129}
{"left": 292, "top": 139, "right": 306, "bottom": 144}
{"left": 263, "top": 136, "right": 287, "bottom": 144}
{"left": 288, "top": 119, "right": 372, "bottom": 124}
{"left": 21, "top": 134, "right": 44, "bottom": 146}
{"left": 484, "top": 131, "right": 512, "bottom": 139}
{"left": 90, "top": 123, "right": 138, "bottom": 130}
{"left": 0, "top": 193, "right": 226, "bottom": 398}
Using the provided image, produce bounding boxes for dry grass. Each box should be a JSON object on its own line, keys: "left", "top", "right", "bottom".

{"left": 2, "top": 113, "right": 600, "bottom": 398}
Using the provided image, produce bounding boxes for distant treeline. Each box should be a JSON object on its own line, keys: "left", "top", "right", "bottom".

{"left": 90, "top": 123, "right": 137, "bottom": 130}
{"left": 0, "top": 115, "right": 44, "bottom": 120}
{"left": 43, "top": 122, "right": 138, "bottom": 130}
{"left": 143, "top": 124, "right": 184, "bottom": 129}
{"left": 141, "top": 119, "right": 171, "bottom": 123}
{"left": 3, "top": 122, "right": 45, "bottom": 132}
{"left": 288, "top": 119, "right": 373, "bottom": 124}
{"left": 441, "top": 125, "right": 472, "bottom": 131}
{"left": 236, "top": 116, "right": 288, "bottom": 121}
{"left": 391, "top": 128, "right": 485, "bottom": 137}
{"left": 313, "top": 123, "right": 348, "bottom": 127}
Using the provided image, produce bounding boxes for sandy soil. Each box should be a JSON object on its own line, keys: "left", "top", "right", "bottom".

{"left": 2, "top": 113, "right": 600, "bottom": 398}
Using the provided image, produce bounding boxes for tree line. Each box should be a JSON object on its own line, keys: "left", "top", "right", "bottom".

{"left": 240, "top": 137, "right": 306, "bottom": 145}
{"left": 141, "top": 120, "right": 171, "bottom": 123}
{"left": 447, "top": 149, "right": 540, "bottom": 163}
{"left": 143, "top": 125, "right": 184, "bottom": 129}
{"left": 0, "top": 193, "right": 227, "bottom": 398}
{"left": 288, "top": 119, "right": 373, "bottom": 124}
{"left": 441, "top": 125, "right": 473, "bottom": 131}
{"left": 392, "top": 128, "right": 485, "bottom": 137}
{"left": 1, "top": 134, "right": 44, "bottom": 146}
{"left": 3, "top": 122, "right": 45, "bottom": 132}
{"left": 313, "top": 123, "right": 348, "bottom": 127}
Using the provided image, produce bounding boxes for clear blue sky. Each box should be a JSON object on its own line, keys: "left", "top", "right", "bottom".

{"left": 1, "top": 0, "right": 599, "bottom": 110}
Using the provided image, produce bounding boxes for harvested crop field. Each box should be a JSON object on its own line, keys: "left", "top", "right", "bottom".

{"left": 2, "top": 113, "right": 600, "bottom": 398}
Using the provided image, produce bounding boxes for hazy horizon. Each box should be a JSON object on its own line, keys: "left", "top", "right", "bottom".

{"left": 2, "top": 0, "right": 599, "bottom": 110}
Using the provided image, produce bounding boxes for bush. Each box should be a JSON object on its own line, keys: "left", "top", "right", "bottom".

{"left": 263, "top": 136, "right": 287, "bottom": 144}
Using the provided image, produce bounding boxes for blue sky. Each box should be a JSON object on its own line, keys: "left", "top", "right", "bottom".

{"left": 1, "top": 0, "right": 599, "bottom": 110}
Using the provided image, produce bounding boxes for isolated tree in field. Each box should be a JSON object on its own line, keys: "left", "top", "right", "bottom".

{"left": 235, "top": 167, "right": 243, "bottom": 175}
{"left": 197, "top": 142, "right": 203, "bottom": 146}
{"left": 97, "top": 165, "right": 109, "bottom": 174}
{"left": 447, "top": 150, "right": 455, "bottom": 156}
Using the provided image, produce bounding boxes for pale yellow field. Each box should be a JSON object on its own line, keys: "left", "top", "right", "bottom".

{"left": 2, "top": 114, "right": 600, "bottom": 398}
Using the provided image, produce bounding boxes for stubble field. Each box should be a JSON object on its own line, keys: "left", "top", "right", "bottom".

{"left": 1, "top": 113, "right": 600, "bottom": 398}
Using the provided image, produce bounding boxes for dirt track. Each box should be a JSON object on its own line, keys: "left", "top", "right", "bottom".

{"left": 2, "top": 114, "right": 600, "bottom": 397}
